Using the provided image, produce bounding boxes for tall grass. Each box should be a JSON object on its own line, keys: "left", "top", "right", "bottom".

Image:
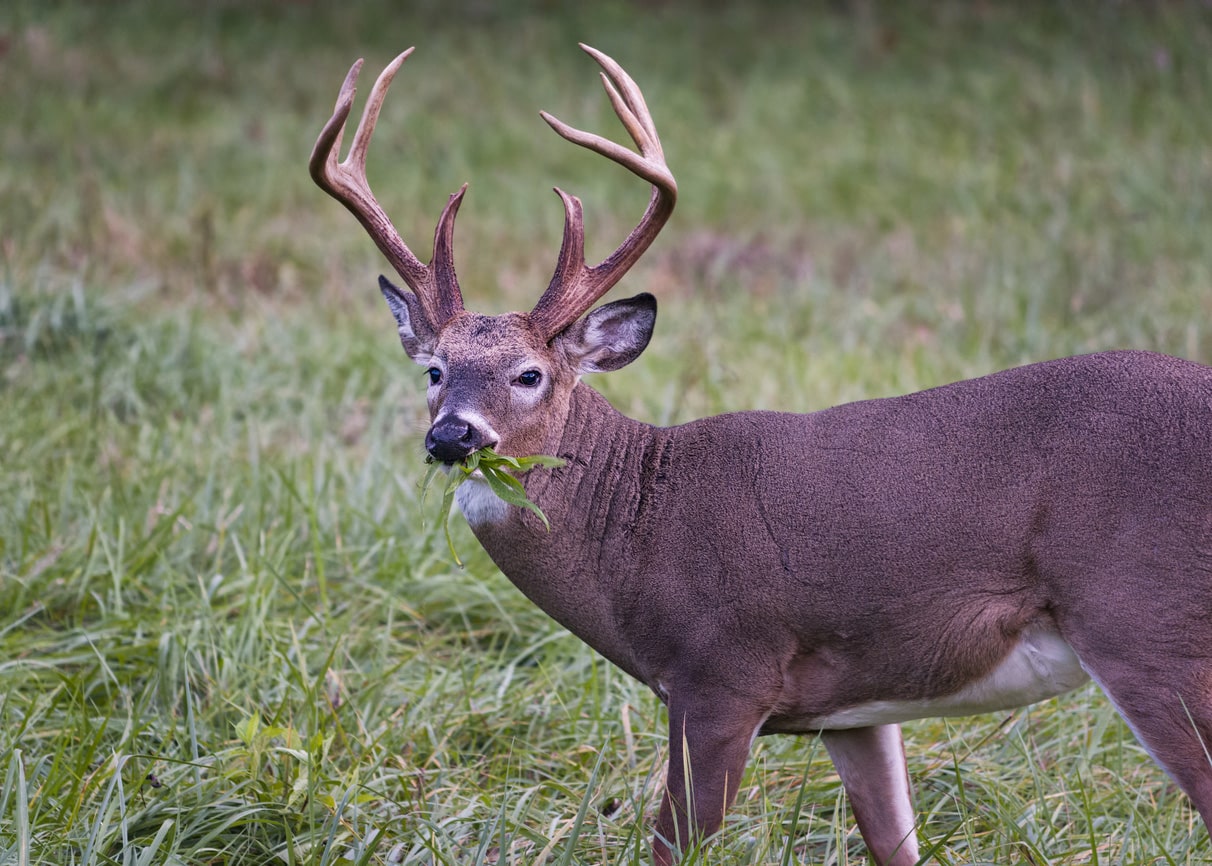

{"left": 2, "top": 1, "right": 1211, "bottom": 863}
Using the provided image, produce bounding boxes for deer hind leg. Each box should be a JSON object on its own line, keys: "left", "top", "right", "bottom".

{"left": 821, "top": 725, "right": 920, "bottom": 866}
{"left": 1076, "top": 647, "right": 1212, "bottom": 831}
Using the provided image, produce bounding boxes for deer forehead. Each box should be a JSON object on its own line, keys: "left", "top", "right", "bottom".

{"left": 435, "top": 312, "right": 558, "bottom": 372}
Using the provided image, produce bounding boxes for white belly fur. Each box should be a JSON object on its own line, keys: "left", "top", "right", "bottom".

{"left": 813, "top": 626, "right": 1090, "bottom": 730}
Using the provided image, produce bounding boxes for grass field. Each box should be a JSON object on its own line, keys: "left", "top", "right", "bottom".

{"left": 3, "top": 1, "right": 1212, "bottom": 863}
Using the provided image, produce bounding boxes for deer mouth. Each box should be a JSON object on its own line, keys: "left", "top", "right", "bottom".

{"left": 425, "top": 415, "right": 498, "bottom": 465}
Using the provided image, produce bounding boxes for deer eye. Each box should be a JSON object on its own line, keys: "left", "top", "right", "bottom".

{"left": 515, "top": 370, "right": 542, "bottom": 388}
{"left": 426, "top": 367, "right": 442, "bottom": 386}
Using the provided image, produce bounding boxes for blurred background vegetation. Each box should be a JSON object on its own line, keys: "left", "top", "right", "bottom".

{"left": 2, "top": 1, "right": 1211, "bottom": 864}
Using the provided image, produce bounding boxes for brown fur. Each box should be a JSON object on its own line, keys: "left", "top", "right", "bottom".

{"left": 449, "top": 344, "right": 1212, "bottom": 864}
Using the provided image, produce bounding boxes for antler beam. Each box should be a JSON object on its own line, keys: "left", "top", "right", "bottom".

{"left": 310, "top": 49, "right": 465, "bottom": 332}
{"left": 529, "top": 44, "right": 679, "bottom": 342}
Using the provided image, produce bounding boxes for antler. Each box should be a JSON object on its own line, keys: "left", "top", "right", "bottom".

{"left": 310, "top": 49, "right": 465, "bottom": 332}
{"left": 530, "top": 44, "right": 679, "bottom": 342}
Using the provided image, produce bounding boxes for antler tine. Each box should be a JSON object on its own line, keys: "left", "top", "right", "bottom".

{"left": 530, "top": 44, "right": 678, "bottom": 342}
{"left": 310, "top": 50, "right": 465, "bottom": 330}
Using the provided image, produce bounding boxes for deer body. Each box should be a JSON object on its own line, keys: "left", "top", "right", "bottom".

{"left": 465, "top": 348, "right": 1212, "bottom": 855}
{"left": 472, "top": 350, "right": 1208, "bottom": 723}
{"left": 463, "top": 345, "right": 1212, "bottom": 862}
{"left": 311, "top": 47, "right": 1212, "bottom": 864}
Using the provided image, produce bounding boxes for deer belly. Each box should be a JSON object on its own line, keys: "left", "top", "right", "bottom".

{"left": 810, "top": 627, "right": 1090, "bottom": 730}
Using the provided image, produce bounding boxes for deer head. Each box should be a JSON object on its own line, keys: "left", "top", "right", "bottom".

{"left": 309, "top": 45, "right": 676, "bottom": 463}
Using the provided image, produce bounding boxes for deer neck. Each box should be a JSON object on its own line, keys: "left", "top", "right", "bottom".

{"left": 461, "top": 382, "right": 661, "bottom": 679}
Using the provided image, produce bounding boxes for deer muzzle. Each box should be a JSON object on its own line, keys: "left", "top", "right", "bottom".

{"left": 425, "top": 414, "right": 496, "bottom": 464}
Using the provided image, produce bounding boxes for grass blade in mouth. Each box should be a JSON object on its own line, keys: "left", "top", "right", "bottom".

{"left": 422, "top": 447, "right": 565, "bottom": 566}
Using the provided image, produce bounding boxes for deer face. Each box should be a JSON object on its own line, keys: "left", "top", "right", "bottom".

{"left": 382, "top": 276, "right": 656, "bottom": 463}
{"left": 313, "top": 45, "right": 673, "bottom": 464}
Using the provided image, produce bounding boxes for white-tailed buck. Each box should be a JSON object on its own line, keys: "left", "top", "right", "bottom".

{"left": 311, "top": 45, "right": 1212, "bottom": 864}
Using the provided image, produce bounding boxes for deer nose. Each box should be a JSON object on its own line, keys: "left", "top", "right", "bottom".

{"left": 426, "top": 415, "right": 493, "bottom": 464}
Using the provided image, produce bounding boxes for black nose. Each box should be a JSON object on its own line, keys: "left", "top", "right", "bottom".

{"left": 426, "top": 416, "right": 490, "bottom": 464}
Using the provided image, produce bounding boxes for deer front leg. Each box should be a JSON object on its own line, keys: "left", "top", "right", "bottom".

{"left": 820, "top": 724, "right": 920, "bottom": 866}
{"left": 652, "top": 696, "right": 765, "bottom": 865}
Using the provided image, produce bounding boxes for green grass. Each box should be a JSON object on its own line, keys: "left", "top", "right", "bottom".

{"left": 2, "top": 1, "right": 1212, "bottom": 863}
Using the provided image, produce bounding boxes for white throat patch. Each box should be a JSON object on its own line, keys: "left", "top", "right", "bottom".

{"left": 455, "top": 474, "right": 508, "bottom": 526}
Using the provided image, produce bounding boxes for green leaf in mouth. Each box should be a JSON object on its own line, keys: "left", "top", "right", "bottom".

{"left": 422, "top": 447, "right": 565, "bottom": 566}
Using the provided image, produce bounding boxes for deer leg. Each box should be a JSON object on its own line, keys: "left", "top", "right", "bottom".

{"left": 820, "top": 724, "right": 920, "bottom": 866}
{"left": 1077, "top": 651, "right": 1212, "bottom": 831}
{"left": 652, "top": 696, "right": 764, "bottom": 865}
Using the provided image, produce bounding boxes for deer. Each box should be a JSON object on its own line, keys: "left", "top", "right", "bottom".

{"left": 310, "top": 45, "right": 1212, "bottom": 865}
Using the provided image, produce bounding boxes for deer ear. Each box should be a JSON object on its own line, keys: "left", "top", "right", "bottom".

{"left": 558, "top": 293, "right": 657, "bottom": 374}
{"left": 379, "top": 275, "right": 436, "bottom": 363}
